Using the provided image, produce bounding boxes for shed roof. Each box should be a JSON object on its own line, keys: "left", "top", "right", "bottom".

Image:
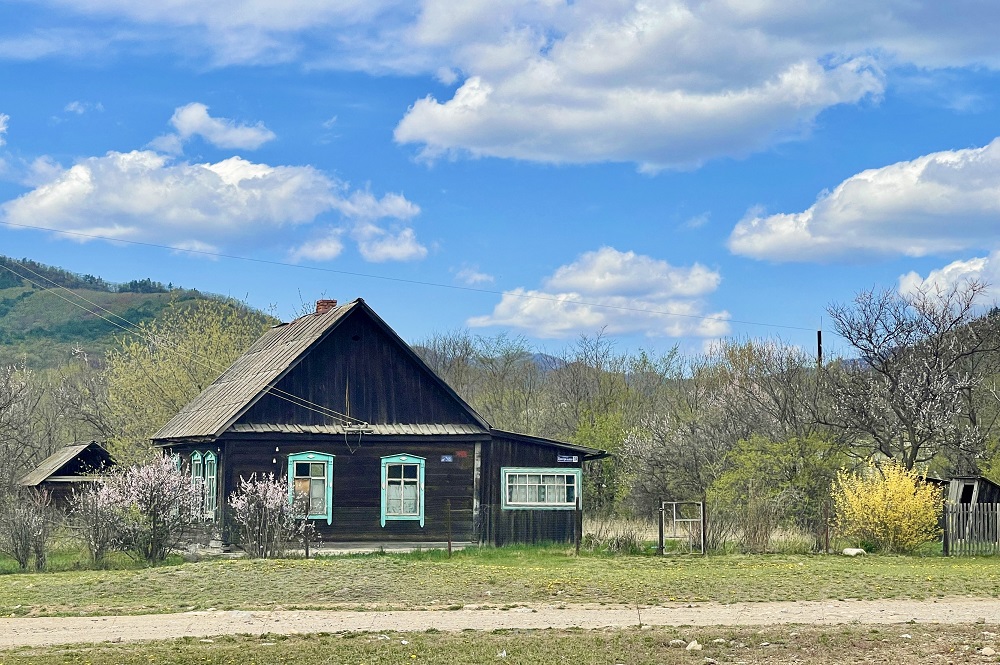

{"left": 228, "top": 423, "right": 485, "bottom": 436}
{"left": 18, "top": 441, "right": 112, "bottom": 487}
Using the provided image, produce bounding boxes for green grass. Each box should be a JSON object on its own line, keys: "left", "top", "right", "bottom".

{"left": 0, "top": 546, "right": 998, "bottom": 617}
{"left": 1, "top": 624, "right": 998, "bottom": 664}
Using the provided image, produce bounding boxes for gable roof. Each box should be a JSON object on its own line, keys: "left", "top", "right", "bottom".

{"left": 19, "top": 441, "right": 113, "bottom": 487}
{"left": 153, "top": 299, "right": 490, "bottom": 443}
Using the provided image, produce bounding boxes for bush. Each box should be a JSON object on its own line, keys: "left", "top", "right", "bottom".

{"left": 229, "top": 474, "right": 305, "bottom": 558}
{"left": 832, "top": 460, "right": 943, "bottom": 553}
{"left": 0, "top": 489, "right": 53, "bottom": 570}
{"left": 70, "top": 455, "right": 200, "bottom": 563}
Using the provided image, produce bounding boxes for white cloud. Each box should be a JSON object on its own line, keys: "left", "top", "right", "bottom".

{"left": 1, "top": 149, "right": 425, "bottom": 262}
{"left": 64, "top": 101, "right": 103, "bottom": 114}
{"left": 729, "top": 137, "right": 1000, "bottom": 262}
{"left": 290, "top": 229, "right": 345, "bottom": 262}
{"left": 0, "top": 114, "right": 7, "bottom": 147}
{"left": 899, "top": 253, "right": 1000, "bottom": 299}
{"left": 154, "top": 102, "right": 276, "bottom": 152}
{"left": 455, "top": 265, "right": 494, "bottom": 285}
{"left": 17, "top": 2, "right": 1000, "bottom": 167}
{"left": 469, "top": 247, "right": 729, "bottom": 338}
{"left": 352, "top": 223, "right": 427, "bottom": 262}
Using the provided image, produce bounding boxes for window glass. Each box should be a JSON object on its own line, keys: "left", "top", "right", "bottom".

{"left": 287, "top": 452, "right": 334, "bottom": 523}
{"left": 502, "top": 468, "right": 581, "bottom": 510}
{"left": 381, "top": 455, "right": 425, "bottom": 527}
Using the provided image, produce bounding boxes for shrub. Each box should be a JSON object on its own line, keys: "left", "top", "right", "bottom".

{"left": 0, "top": 489, "right": 53, "bottom": 570}
{"left": 832, "top": 460, "right": 943, "bottom": 554}
{"left": 229, "top": 474, "right": 305, "bottom": 558}
{"left": 70, "top": 455, "right": 200, "bottom": 563}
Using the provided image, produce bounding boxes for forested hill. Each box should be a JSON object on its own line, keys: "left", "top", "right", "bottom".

{"left": 0, "top": 255, "right": 218, "bottom": 369}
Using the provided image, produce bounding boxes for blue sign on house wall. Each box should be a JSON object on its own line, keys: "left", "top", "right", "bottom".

{"left": 557, "top": 455, "right": 579, "bottom": 463}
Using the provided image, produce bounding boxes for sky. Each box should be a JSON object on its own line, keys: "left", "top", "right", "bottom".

{"left": 2, "top": 1, "right": 1000, "bottom": 358}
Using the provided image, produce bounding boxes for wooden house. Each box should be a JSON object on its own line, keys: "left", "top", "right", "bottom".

{"left": 18, "top": 441, "right": 114, "bottom": 507}
{"left": 152, "top": 298, "right": 606, "bottom": 547}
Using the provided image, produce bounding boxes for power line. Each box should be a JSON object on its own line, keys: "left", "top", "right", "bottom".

{"left": 0, "top": 220, "right": 816, "bottom": 333}
{"left": 0, "top": 260, "right": 368, "bottom": 427}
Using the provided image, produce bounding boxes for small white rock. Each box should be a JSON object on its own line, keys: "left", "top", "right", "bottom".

{"left": 842, "top": 547, "right": 867, "bottom": 557}
{"left": 669, "top": 639, "right": 687, "bottom": 647}
{"left": 686, "top": 640, "right": 703, "bottom": 651}
{"left": 713, "top": 638, "right": 727, "bottom": 644}
{"left": 900, "top": 634, "right": 912, "bottom": 639}
{"left": 982, "top": 647, "right": 997, "bottom": 656}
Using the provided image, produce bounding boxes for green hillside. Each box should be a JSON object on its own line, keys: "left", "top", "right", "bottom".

{"left": 0, "top": 256, "right": 217, "bottom": 369}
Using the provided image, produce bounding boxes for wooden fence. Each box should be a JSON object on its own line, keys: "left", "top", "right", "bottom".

{"left": 943, "top": 503, "right": 1000, "bottom": 556}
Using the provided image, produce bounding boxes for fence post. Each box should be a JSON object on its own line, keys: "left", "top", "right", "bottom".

{"left": 657, "top": 499, "right": 664, "bottom": 556}
{"left": 446, "top": 499, "right": 453, "bottom": 558}
{"left": 575, "top": 496, "right": 582, "bottom": 556}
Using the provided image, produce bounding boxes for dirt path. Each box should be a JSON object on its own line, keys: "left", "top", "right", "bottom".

{"left": 1, "top": 598, "right": 998, "bottom": 648}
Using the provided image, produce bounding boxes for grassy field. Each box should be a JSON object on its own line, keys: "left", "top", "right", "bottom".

{"left": 1, "top": 546, "right": 998, "bottom": 617}
{"left": 1, "top": 624, "right": 998, "bottom": 664}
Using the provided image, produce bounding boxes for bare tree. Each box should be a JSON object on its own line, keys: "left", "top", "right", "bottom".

{"left": 827, "top": 281, "right": 996, "bottom": 470}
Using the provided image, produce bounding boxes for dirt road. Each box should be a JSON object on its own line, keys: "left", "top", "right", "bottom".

{"left": 1, "top": 598, "right": 998, "bottom": 648}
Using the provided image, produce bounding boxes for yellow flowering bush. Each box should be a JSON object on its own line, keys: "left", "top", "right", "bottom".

{"left": 832, "top": 460, "right": 943, "bottom": 553}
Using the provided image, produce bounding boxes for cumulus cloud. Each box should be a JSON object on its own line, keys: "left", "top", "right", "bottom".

{"left": 729, "top": 137, "right": 1000, "bottom": 262}
{"left": 291, "top": 230, "right": 345, "bottom": 262}
{"left": 16, "top": 1, "right": 1000, "bottom": 167}
{"left": 151, "top": 103, "right": 276, "bottom": 153}
{"left": 455, "top": 265, "right": 494, "bottom": 285}
{"left": 469, "top": 247, "right": 729, "bottom": 338}
{"left": 352, "top": 223, "right": 427, "bottom": 262}
{"left": 899, "top": 253, "right": 1000, "bottom": 299}
{"left": 1, "top": 149, "right": 425, "bottom": 262}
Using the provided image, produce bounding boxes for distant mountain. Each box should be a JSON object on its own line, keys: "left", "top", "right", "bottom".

{"left": 0, "top": 256, "right": 218, "bottom": 370}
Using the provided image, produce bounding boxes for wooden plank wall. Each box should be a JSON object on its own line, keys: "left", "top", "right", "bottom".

{"left": 218, "top": 435, "right": 478, "bottom": 543}
{"left": 943, "top": 503, "right": 1000, "bottom": 556}
{"left": 237, "top": 313, "right": 480, "bottom": 427}
{"left": 478, "top": 436, "right": 583, "bottom": 546}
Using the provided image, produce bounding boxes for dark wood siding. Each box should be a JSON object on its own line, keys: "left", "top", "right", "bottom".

{"left": 237, "top": 314, "right": 479, "bottom": 427}
{"left": 215, "top": 434, "right": 478, "bottom": 543}
{"left": 478, "top": 435, "right": 584, "bottom": 546}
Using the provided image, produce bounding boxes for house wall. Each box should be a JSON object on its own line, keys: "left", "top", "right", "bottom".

{"left": 478, "top": 436, "right": 584, "bottom": 546}
{"left": 237, "top": 313, "right": 481, "bottom": 427}
{"left": 215, "top": 434, "right": 479, "bottom": 543}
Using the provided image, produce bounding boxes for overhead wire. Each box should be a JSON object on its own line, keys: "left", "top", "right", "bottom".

{"left": 0, "top": 220, "right": 816, "bottom": 333}
{"left": 0, "top": 260, "right": 369, "bottom": 427}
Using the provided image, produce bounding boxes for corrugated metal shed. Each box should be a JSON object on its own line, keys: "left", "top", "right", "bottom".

{"left": 18, "top": 441, "right": 113, "bottom": 487}
{"left": 153, "top": 301, "right": 360, "bottom": 441}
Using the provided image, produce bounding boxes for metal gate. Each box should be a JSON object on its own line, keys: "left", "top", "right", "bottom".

{"left": 658, "top": 501, "right": 705, "bottom": 555}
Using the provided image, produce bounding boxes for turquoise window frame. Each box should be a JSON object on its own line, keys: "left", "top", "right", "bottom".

{"left": 287, "top": 451, "right": 334, "bottom": 524}
{"left": 380, "top": 454, "right": 425, "bottom": 527}
{"left": 500, "top": 467, "right": 582, "bottom": 510}
{"left": 202, "top": 451, "right": 218, "bottom": 520}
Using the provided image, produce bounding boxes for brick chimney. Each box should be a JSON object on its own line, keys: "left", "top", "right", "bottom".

{"left": 315, "top": 299, "right": 338, "bottom": 315}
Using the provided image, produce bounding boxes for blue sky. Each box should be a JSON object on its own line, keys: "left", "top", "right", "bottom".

{"left": 2, "top": 1, "right": 1000, "bottom": 357}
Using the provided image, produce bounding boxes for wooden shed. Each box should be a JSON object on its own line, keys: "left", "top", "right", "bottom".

{"left": 947, "top": 476, "right": 1000, "bottom": 505}
{"left": 17, "top": 441, "right": 114, "bottom": 507}
{"left": 152, "top": 298, "right": 606, "bottom": 547}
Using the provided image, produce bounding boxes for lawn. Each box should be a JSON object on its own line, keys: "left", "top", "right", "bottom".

{"left": 1, "top": 624, "right": 998, "bottom": 664}
{"left": 0, "top": 546, "right": 998, "bottom": 617}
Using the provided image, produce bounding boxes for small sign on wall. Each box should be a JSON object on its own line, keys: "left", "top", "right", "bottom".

{"left": 441, "top": 455, "right": 454, "bottom": 463}
{"left": 557, "top": 454, "right": 579, "bottom": 463}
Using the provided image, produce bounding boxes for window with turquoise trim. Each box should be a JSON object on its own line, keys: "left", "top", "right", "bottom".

{"left": 501, "top": 468, "right": 581, "bottom": 510}
{"left": 190, "top": 450, "right": 219, "bottom": 520}
{"left": 287, "top": 452, "right": 334, "bottom": 524}
{"left": 380, "top": 454, "right": 425, "bottom": 527}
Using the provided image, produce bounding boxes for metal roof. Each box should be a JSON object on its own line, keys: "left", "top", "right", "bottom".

{"left": 153, "top": 301, "right": 359, "bottom": 441}
{"left": 228, "top": 423, "right": 485, "bottom": 436}
{"left": 490, "top": 429, "right": 608, "bottom": 460}
{"left": 18, "top": 441, "right": 111, "bottom": 487}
